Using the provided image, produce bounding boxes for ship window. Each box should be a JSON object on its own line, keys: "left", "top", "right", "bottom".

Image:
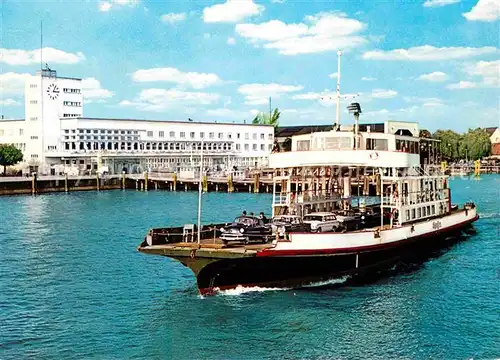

{"left": 366, "top": 138, "right": 388, "bottom": 151}
{"left": 323, "top": 136, "right": 351, "bottom": 150}
{"left": 297, "top": 140, "right": 310, "bottom": 151}
{"left": 406, "top": 210, "right": 410, "bottom": 221}
{"left": 427, "top": 205, "right": 431, "bottom": 215}
{"left": 417, "top": 208, "right": 422, "bottom": 218}
{"left": 412, "top": 209, "right": 416, "bottom": 219}
{"left": 431, "top": 205, "right": 435, "bottom": 215}
{"left": 422, "top": 207, "right": 426, "bottom": 217}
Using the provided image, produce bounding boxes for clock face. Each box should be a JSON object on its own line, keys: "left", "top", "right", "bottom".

{"left": 47, "top": 83, "right": 59, "bottom": 100}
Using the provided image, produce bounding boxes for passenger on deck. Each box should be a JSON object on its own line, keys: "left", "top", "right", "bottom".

{"left": 250, "top": 212, "right": 254, "bottom": 216}
{"left": 259, "top": 212, "right": 268, "bottom": 223}
{"left": 242, "top": 210, "right": 247, "bottom": 216}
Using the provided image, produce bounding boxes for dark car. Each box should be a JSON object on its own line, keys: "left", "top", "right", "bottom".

{"left": 220, "top": 216, "right": 272, "bottom": 245}
{"left": 271, "top": 215, "right": 310, "bottom": 237}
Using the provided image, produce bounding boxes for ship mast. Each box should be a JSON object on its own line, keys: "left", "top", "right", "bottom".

{"left": 197, "top": 138, "right": 204, "bottom": 245}
{"left": 335, "top": 50, "right": 342, "bottom": 129}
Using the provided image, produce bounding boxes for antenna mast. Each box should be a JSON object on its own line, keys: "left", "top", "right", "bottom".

{"left": 197, "top": 138, "right": 204, "bottom": 245}
{"left": 335, "top": 50, "right": 342, "bottom": 129}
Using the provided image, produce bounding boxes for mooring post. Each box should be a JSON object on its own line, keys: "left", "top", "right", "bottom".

{"left": 215, "top": 184, "right": 219, "bottom": 192}
{"left": 122, "top": 172, "right": 126, "bottom": 190}
{"left": 173, "top": 173, "right": 177, "bottom": 191}
{"left": 227, "top": 174, "right": 234, "bottom": 193}
{"left": 254, "top": 173, "right": 260, "bottom": 193}
{"left": 155, "top": 181, "right": 158, "bottom": 190}
{"left": 96, "top": 173, "right": 100, "bottom": 191}
{"left": 31, "top": 173, "right": 37, "bottom": 196}
{"left": 144, "top": 172, "right": 148, "bottom": 192}
{"left": 64, "top": 173, "right": 68, "bottom": 192}
{"left": 135, "top": 180, "right": 138, "bottom": 190}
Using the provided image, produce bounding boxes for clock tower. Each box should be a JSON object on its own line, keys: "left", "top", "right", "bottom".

{"left": 24, "top": 67, "right": 83, "bottom": 167}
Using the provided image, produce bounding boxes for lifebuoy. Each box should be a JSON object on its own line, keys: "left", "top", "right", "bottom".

{"left": 370, "top": 152, "right": 379, "bottom": 160}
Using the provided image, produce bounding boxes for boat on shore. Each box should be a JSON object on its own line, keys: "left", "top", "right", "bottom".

{"left": 137, "top": 117, "right": 478, "bottom": 295}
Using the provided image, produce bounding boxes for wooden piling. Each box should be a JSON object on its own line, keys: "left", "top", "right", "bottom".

{"left": 253, "top": 173, "right": 260, "bottom": 193}
{"left": 96, "top": 173, "right": 100, "bottom": 191}
{"left": 202, "top": 175, "right": 208, "bottom": 192}
{"left": 64, "top": 173, "right": 68, "bottom": 192}
{"left": 122, "top": 172, "right": 126, "bottom": 190}
{"left": 227, "top": 174, "right": 234, "bottom": 193}
{"left": 173, "top": 173, "right": 177, "bottom": 191}
{"left": 31, "top": 174, "right": 37, "bottom": 196}
{"left": 144, "top": 172, "right": 148, "bottom": 191}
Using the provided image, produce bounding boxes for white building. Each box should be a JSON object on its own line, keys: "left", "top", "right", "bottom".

{"left": 0, "top": 67, "right": 274, "bottom": 175}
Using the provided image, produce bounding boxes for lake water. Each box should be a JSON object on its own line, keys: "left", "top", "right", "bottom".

{"left": 1, "top": 175, "right": 499, "bottom": 359}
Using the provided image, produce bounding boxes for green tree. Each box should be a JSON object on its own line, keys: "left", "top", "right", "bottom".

{"left": 281, "top": 137, "right": 292, "bottom": 152}
{"left": 460, "top": 128, "right": 491, "bottom": 160}
{"left": 252, "top": 108, "right": 280, "bottom": 128}
{"left": 0, "top": 144, "right": 24, "bottom": 175}
{"left": 419, "top": 129, "right": 432, "bottom": 138}
{"left": 433, "top": 130, "right": 462, "bottom": 161}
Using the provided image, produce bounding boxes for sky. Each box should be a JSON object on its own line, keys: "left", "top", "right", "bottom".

{"left": 0, "top": 0, "right": 499, "bottom": 132}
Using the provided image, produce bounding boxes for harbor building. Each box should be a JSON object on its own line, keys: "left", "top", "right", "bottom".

{"left": 0, "top": 67, "right": 274, "bottom": 175}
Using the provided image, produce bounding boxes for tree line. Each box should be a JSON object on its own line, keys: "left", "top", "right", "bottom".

{"left": 423, "top": 128, "right": 492, "bottom": 161}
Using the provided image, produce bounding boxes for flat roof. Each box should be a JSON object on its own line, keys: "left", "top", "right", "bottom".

{"left": 0, "top": 119, "right": 24, "bottom": 122}
{"left": 61, "top": 117, "right": 273, "bottom": 127}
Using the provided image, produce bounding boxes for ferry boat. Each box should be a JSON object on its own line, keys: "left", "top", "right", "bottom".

{"left": 137, "top": 117, "right": 478, "bottom": 295}
{"left": 137, "top": 55, "right": 478, "bottom": 295}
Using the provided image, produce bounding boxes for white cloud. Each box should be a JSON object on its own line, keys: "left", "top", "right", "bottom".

{"left": 446, "top": 81, "right": 477, "bottom": 89}
{"left": 203, "top": 0, "right": 264, "bottom": 23}
{"left": 236, "top": 12, "right": 366, "bottom": 55}
{"left": 271, "top": 0, "right": 285, "bottom": 3}
{"left": 370, "top": 89, "right": 398, "bottom": 99}
{"left": 99, "top": 2, "right": 112, "bottom": 12}
{"left": 98, "top": 0, "right": 139, "bottom": 12}
{"left": 0, "top": 47, "right": 85, "bottom": 66}
{"left": 131, "top": 67, "right": 221, "bottom": 89}
{"left": 362, "top": 45, "right": 498, "bottom": 61}
{"left": 463, "top": 0, "right": 500, "bottom": 21}
{"left": 227, "top": 37, "right": 236, "bottom": 45}
{"left": 418, "top": 71, "right": 449, "bottom": 82}
{"left": 0, "top": 99, "right": 19, "bottom": 106}
{"left": 423, "top": 0, "right": 461, "bottom": 8}
{"left": 0, "top": 72, "right": 31, "bottom": 95}
{"left": 328, "top": 72, "right": 338, "bottom": 79}
{"left": 464, "top": 60, "right": 500, "bottom": 87}
{"left": 238, "top": 83, "right": 303, "bottom": 105}
{"left": 120, "top": 88, "right": 220, "bottom": 112}
{"left": 361, "top": 76, "right": 376, "bottom": 81}
{"left": 161, "top": 12, "right": 187, "bottom": 24}
{"left": 81, "top": 77, "right": 114, "bottom": 102}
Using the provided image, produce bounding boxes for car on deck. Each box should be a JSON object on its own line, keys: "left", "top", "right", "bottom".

{"left": 302, "top": 212, "right": 340, "bottom": 232}
{"left": 271, "top": 215, "right": 310, "bottom": 237}
{"left": 220, "top": 215, "right": 272, "bottom": 245}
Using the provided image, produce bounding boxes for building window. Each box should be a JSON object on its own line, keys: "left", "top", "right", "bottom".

{"left": 30, "top": 136, "right": 38, "bottom": 140}
{"left": 260, "top": 133, "right": 265, "bottom": 140}
{"left": 244, "top": 144, "right": 249, "bottom": 151}
{"left": 180, "top": 132, "right": 185, "bottom": 138}
{"left": 159, "top": 131, "right": 165, "bottom": 138}
{"left": 31, "top": 154, "right": 38, "bottom": 159}
{"left": 169, "top": 131, "right": 175, "bottom": 138}
{"left": 19, "top": 129, "right": 24, "bottom": 135}
{"left": 218, "top": 132, "right": 223, "bottom": 139}
{"left": 252, "top": 133, "right": 257, "bottom": 140}
{"left": 190, "top": 132, "right": 195, "bottom": 139}
{"left": 268, "top": 133, "right": 273, "bottom": 140}
{"left": 260, "top": 144, "right": 265, "bottom": 151}
{"left": 200, "top": 132, "right": 205, "bottom": 139}
{"left": 253, "top": 144, "right": 257, "bottom": 150}
{"left": 228, "top": 133, "right": 232, "bottom": 139}
{"left": 245, "top": 133, "right": 249, "bottom": 140}
{"left": 147, "top": 131, "right": 153, "bottom": 137}
{"left": 30, "top": 117, "right": 38, "bottom": 121}
{"left": 30, "top": 84, "right": 37, "bottom": 88}
{"left": 30, "top": 100, "right": 37, "bottom": 104}
{"left": 237, "top": 133, "right": 241, "bottom": 139}
{"left": 209, "top": 132, "right": 214, "bottom": 139}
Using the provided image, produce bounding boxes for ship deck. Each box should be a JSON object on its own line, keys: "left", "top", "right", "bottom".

{"left": 138, "top": 237, "right": 274, "bottom": 258}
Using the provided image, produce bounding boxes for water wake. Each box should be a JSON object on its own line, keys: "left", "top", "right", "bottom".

{"left": 215, "top": 285, "right": 291, "bottom": 296}
{"left": 302, "top": 275, "right": 351, "bottom": 288}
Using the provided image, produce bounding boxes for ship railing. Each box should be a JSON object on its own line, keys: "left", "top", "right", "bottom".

{"left": 147, "top": 222, "right": 228, "bottom": 245}
{"left": 382, "top": 189, "right": 449, "bottom": 206}
{"left": 273, "top": 190, "right": 341, "bottom": 206}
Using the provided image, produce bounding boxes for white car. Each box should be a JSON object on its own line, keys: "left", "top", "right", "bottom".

{"left": 303, "top": 212, "right": 340, "bottom": 233}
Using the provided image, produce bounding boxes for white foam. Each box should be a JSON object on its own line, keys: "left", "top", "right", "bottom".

{"left": 215, "top": 285, "right": 291, "bottom": 296}
{"left": 302, "top": 275, "right": 351, "bottom": 288}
